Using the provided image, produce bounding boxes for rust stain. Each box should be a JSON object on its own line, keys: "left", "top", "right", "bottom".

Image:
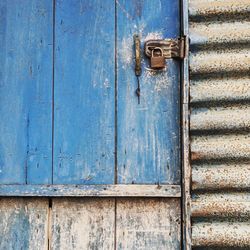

{"left": 191, "top": 152, "right": 200, "bottom": 161}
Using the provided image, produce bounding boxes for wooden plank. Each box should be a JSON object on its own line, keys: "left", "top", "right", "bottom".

{"left": 0, "top": 198, "right": 49, "bottom": 249}
{"left": 117, "top": 0, "right": 181, "bottom": 184}
{"left": 0, "top": 0, "right": 53, "bottom": 184}
{"left": 51, "top": 198, "right": 115, "bottom": 249}
{"left": 0, "top": 184, "right": 181, "bottom": 197}
{"left": 53, "top": 0, "right": 115, "bottom": 184}
{"left": 116, "top": 198, "right": 181, "bottom": 249}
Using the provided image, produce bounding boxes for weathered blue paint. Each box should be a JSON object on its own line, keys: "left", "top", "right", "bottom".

{"left": 0, "top": 184, "right": 181, "bottom": 197}
{"left": 53, "top": 0, "right": 115, "bottom": 184}
{"left": 117, "top": 0, "right": 181, "bottom": 184}
{"left": 0, "top": 0, "right": 53, "bottom": 184}
{"left": 0, "top": 198, "right": 48, "bottom": 249}
{"left": 0, "top": 0, "right": 180, "bottom": 187}
{"left": 0, "top": 1, "right": 182, "bottom": 248}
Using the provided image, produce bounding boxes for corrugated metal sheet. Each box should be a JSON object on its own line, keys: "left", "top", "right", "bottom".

{"left": 189, "top": 0, "right": 250, "bottom": 248}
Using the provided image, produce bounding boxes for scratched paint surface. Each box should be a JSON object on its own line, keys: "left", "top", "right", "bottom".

{"left": 0, "top": 198, "right": 49, "bottom": 250}
{"left": 117, "top": 0, "right": 181, "bottom": 184}
{"left": 0, "top": 197, "right": 181, "bottom": 249}
{"left": 116, "top": 198, "right": 181, "bottom": 250}
{"left": 0, "top": 1, "right": 182, "bottom": 249}
{"left": 53, "top": 0, "right": 115, "bottom": 184}
{"left": 51, "top": 198, "right": 115, "bottom": 249}
{"left": 51, "top": 198, "right": 180, "bottom": 250}
{"left": 0, "top": 0, "right": 180, "bottom": 186}
{"left": 0, "top": 0, "right": 53, "bottom": 184}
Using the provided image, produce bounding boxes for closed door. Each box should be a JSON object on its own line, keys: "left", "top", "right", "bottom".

{"left": 0, "top": 0, "right": 180, "bottom": 185}
{"left": 0, "top": 0, "right": 181, "bottom": 249}
{"left": 53, "top": 0, "right": 181, "bottom": 185}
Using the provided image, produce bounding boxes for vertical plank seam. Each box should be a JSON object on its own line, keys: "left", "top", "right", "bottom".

{"left": 47, "top": 198, "right": 53, "bottom": 250}
{"left": 114, "top": 198, "right": 117, "bottom": 250}
{"left": 114, "top": 0, "right": 118, "bottom": 185}
{"left": 51, "top": 0, "right": 56, "bottom": 184}
{"left": 25, "top": 114, "right": 30, "bottom": 184}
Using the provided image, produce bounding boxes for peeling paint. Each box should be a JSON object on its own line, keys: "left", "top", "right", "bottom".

{"left": 142, "top": 68, "right": 170, "bottom": 92}
{"left": 143, "top": 31, "right": 163, "bottom": 41}
{"left": 0, "top": 198, "right": 48, "bottom": 250}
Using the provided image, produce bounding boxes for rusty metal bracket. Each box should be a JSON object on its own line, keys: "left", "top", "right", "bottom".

{"left": 134, "top": 34, "right": 141, "bottom": 76}
{"left": 144, "top": 37, "right": 185, "bottom": 60}
{"left": 133, "top": 34, "right": 141, "bottom": 104}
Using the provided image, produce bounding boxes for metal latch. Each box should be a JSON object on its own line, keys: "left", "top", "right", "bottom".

{"left": 134, "top": 34, "right": 141, "bottom": 104}
{"left": 144, "top": 37, "right": 186, "bottom": 60}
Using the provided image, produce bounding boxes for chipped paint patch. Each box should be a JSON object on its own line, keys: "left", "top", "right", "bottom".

{"left": 119, "top": 37, "right": 134, "bottom": 68}
{"left": 0, "top": 198, "right": 48, "bottom": 249}
{"left": 142, "top": 31, "right": 163, "bottom": 42}
{"left": 142, "top": 68, "right": 170, "bottom": 92}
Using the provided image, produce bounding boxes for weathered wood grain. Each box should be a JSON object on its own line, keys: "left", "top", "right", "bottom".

{"left": 117, "top": 0, "right": 181, "bottom": 184}
{"left": 0, "top": 184, "right": 181, "bottom": 197}
{"left": 53, "top": 0, "right": 115, "bottom": 184}
{"left": 0, "top": 0, "right": 53, "bottom": 184}
{"left": 0, "top": 198, "right": 49, "bottom": 249}
{"left": 116, "top": 198, "right": 181, "bottom": 249}
{"left": 51, "top": 198, "right": 115, "bottom": 249}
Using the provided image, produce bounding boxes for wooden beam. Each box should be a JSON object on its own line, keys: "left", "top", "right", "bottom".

{"left": 0, "top": 184, "right": 181, "bottom": 197}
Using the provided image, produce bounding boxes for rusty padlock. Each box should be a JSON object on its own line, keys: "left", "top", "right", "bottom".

{"left": 150, "top": 47, "right": 165, "bottom": 69}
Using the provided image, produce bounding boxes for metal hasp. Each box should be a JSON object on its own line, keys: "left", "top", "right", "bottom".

{"left": 145, "top": 37, "right": 186, "bottom": 61}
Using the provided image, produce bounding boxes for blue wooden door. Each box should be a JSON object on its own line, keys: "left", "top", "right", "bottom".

{"left": 0, "top": 0, "right": 180, "bottom": 188}
{"left": 0, "top": 1, "right": 181, "bottom": 249}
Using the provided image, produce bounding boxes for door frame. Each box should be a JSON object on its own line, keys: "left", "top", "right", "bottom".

{"left": 181, "top": 0, "right": 191, "bottom": 249}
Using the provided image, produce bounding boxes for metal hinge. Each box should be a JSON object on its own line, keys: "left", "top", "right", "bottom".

{"left": 144, "top": 37, "right": 186, "bottom": 60}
